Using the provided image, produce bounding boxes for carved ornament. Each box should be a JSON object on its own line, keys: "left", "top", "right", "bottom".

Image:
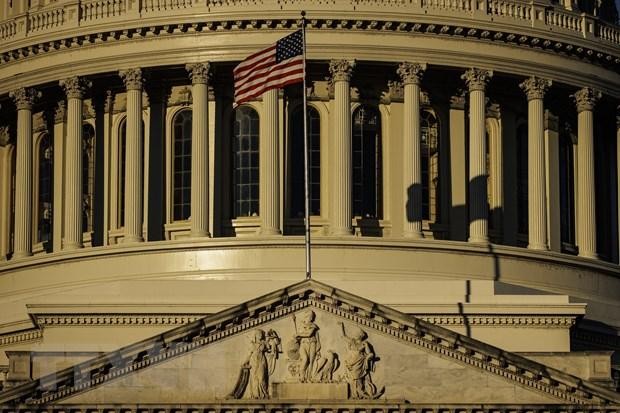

{"left": 0, "top": 127, "right": 11, "bottom": 147}
{"left": 104, "top": 90, "right": 114, "bottom": 113}
{"left": 9, "top": 88, "right": 41, "bottom": 110}
{"left": 397, "top": 62, "right": 426, "bottom": 85}
{"left": 461, "top": 68, "right": 493, "bottom": 92}
{"left": 329, "top": 59, "right": 356, "bottom": 82}
{"left": 572, "top": 87, "right": 602, "bottom": 113}
{"left": 519, "top": 76, "right": 552, "bottom": 101}
{"left": 54, "top": 101, "right": 66, "bottom": 124}
{"left": 186, "top": 62, "right": 211, "bottom": 85}
{"left": 119, "top": 68, "right": 144, "bottom": 90}
{"left": 59, "top": 76, "right": 92, "bottom": 99}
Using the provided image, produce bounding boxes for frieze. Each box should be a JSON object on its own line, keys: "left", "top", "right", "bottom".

{"left": 2, "top": 280, "right": 616, "bottom": 406}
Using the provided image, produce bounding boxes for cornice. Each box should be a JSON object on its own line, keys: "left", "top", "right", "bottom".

{"left": 0, "top": 280, "right": 616, "bottom": 405}
{"left": 0, "top": 329, "right": 41, "bottom": 347}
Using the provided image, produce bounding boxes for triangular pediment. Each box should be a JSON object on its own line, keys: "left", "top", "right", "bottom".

{"left": 1, "top": 280, "right": 619, "bottom": 406}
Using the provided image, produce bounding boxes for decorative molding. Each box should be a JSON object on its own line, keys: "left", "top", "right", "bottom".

{"left": 119, "top": 68, "right": 143, "bottom": 91}
{"left": 186, "top": 62, "right": 211, "bottom": 85}
{"left": 397, "top": 62, "right": 426, "bottom": 85}
{"left": 450, "top": 93, "right": 466, "bottom": 109}
{"left": 53, "top": 101, "right": 66, "bottom": 124}
{"left": 35, "top": 314, "right": 203, "bottom": 327}
{"left": 461, "top": 68, "right": 493, "bottom": 92}
{"left": 0, "top": 329, "right": 41, "bottom": 348}
{"left": 59, "top": 76, "right": 92, "bottom": 100}
{"left": 572, "top": 87, "right": 602, "bottom": 112}
{"left": 329, "top": 59, "right": 356, "bottom": 82}
{"left": 520, "top": 76, "right": 552, "bottom": 101}
{"left": 8, "top": 88, "right": 40, "bottom": 110}
{"left": 0, "top": 281, "right": 615, "bottom": 405}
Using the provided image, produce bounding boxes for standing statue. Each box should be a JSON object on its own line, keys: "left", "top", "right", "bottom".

{"left": 289, "top": 310, "right": 321, "bottom": 382}
{"left": 339, "top": 322, "right": 384, "bottom": 399}
{"left": 228, "top": 329, "right": 281, "bottom": 399}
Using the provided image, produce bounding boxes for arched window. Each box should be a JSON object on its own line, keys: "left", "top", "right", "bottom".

{"left": 232, "top": 106, "right": 259, "bottom": 218}
{"left": 559, "top": 127, "right": 576, "bottom": 251}
{"left": 38, "top": 134, "right": 53, "bottom": 248}
{"left": 82, "top": 123, "right": 95, "bottom": 233}
{"left": 516, "top": 123, "right": 528, "bottom": 237}
{"left": 352, "top": 105, "right": 382, "bottom": 219}
{"left": 173, "top": 110, "right": 192, "bottom": 221}
{"left": 290, "top": 106, "right": 320, "bottom": 217}
{"left": 421, "top": 110, "right": 440, "bottom": 222}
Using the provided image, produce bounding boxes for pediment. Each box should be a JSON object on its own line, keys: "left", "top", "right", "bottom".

{"left": 1, "top": 280, "right": 619, "bottom": 406}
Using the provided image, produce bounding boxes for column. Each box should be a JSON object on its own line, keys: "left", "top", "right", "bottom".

{"left": 119, "top": 68, "right": 144, "bottom": 243}
{"left": 461, "top": 68, "right": 493, "bottom": 243}
{"left": 186, "top": 62, "right": 211, "bottom": 238}
{"left": 449, "top": 94, "right": 468, "bottom": 241}
{"left": 52, "top": 101, "right": 66, "bottom": 252}
{"left": 544, "top": 111, "right": 562, "bottom": 252}
{"left": 0, "top": 127, "right": 13, "bottom": 260}
{"left": 259, "top": 88, "right": 280, "bottom": 235}
{"left": 329, "top": 59, "right": 356, "bottom": 236}
{"left": 60, "top": 76, "right": 91, "bottom": 250}
{"left": 9, "top": 87, "right": 40, "bottom": 258}
{"left": 573, "top": 87, "right": 601, "bottom": 259}
{"left": 520, "top": 76, "right": 551, "bottom": 250}
{"left": 397, "top": 62, "right": 426, "bottom": 238}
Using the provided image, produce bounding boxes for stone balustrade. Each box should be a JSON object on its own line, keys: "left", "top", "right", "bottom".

{"left": 0, "top": 0, "right": 618, "bottom": 50}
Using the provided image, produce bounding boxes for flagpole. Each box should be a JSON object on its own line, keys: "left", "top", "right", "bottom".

{"left": 301, "top": 11, "right": 311, "bottom": 280}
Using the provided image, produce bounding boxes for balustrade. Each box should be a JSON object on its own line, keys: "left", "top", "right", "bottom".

{"left": 142, "top": 0, "right": 194, "bottom": 12}
{"left": 0, "top": 20, "right": 16, "bottom": 42}
{"left": 81, "top": 0, "right": 126, "bottom": 22}
{"left": 27, "top": 7, "right": 65, "bottom": 33}
{"left": 545, "top": 9, "right": 582, "bottom": 33}
{"left": 487, "top": 0, "right": 531, "bottom": 21}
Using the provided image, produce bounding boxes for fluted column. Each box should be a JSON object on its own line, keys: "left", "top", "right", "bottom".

{"left": 398, "top": 62, "right": 426, "bottom": 238}
{"left": 60, "top": 76, "right": 91, "bottom": 250}
{"left": 259, "top": 88, "right": 281, "bottom": 235}
{"left": 462, "top": 68, "right": 493, "bottom": 243}
{"left": 186, "top": 63, "right": 211, "bottom": 238}
{"left": 573, "top": 87, "right": 601, "bottom": 259}
{"left": 119, "top": 68, "right": 144, "bottom": 243}
{"left": 520, "top": 76, "right": 552, "bottom": 250}
{"left": 329, "top": 59, "right": 356, "bottom": 236}
{"left": 9, "top": 88, "right": 40, "bottom": 258}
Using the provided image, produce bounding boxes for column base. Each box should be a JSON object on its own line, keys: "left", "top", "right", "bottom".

{"left": 123, "top": 235, "right": 144, "bottom": 243}
{"left": 190, "top": 230, "right": 211, "bottom": 238}
{"left": 12, "top": 251, "right": 33, "bottom": 259}
{"left": 403, "top": 230, "right": 424, "bottom": 239}
{"left": 527, "top": 243, "right": 548, "bottom": 251}
{"left": 259, "top": 228, "right": 281, "bottom": 236}
{"left": 467, "top": 236, "right": 489, "bottom": 244}
{"left": 578, "top": 251, "right": 599, "bottom": 260}
{"left": 63, "top": 242, "right": 84, "bottom": 251}
{"left": 331, "top": 227, "right": 353, "bottom": 236}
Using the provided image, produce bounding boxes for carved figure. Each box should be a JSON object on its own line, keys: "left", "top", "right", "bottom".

{"left": 228, "top": 329, "right": 280, "bottom": 399}
{"left": 339, "top": 322, "right": 384, "bottom": 399}
{"left": 291, "top": 310, "right": 321, "bottom": 382}
{"left": 314, "top": 350, "right": 340, "bottom": 382}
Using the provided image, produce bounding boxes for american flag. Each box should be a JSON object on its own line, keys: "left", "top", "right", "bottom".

{"left": 234, "top": 30, "right": 304, "bottom": 106}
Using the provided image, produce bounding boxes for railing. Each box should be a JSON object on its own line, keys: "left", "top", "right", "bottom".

{"left": 545, "top": 8, "right": 582, "bottom": 32}
{"left": 0, "top": 0, "right": 618, "bottom": 48}
{"left": 81, "top": 0, "right": 127, "bottom": 22}
{"left": 487, "top": 0, "right": 531, "bottom": 21}
{"left": 27, "top": 6, "right": 65, "bottom": 33}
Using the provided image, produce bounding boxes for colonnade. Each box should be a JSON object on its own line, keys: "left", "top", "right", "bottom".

{"left": 0, "top": 61, "right": 611, "bottom": 261}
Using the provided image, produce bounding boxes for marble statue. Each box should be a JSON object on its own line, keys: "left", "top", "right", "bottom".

{"left": 339, "top": 322, "right": 384, "bottom": 399}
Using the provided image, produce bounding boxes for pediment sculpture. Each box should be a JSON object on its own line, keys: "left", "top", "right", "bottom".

{"left": 227, "top": 310, "right": 384, "bottom": 400}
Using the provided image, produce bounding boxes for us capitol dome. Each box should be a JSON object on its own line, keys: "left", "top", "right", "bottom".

{"left": 1, "top": 0, "right": 620, "bottom": 409}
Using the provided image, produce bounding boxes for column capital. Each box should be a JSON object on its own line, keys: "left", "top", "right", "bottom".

{"left": 450, "top": 93, "right": 466, "bottom": 110}
{"left": 59, "top": 76, "right": 92, "bottom": 99}
{"left": 54, "top": 101, "right": 66, "bottom": 124}
{"left": 519, "top": 76, "right": 552, "bottom": 101}
{"left": 329, "top": 59, "right": 356, "bottom": 82}
{"left": 397, "top": 62, "right": 426, "bottom": 85}
{"left": 119, "top": 68, "right": 144, "bottom": 90}
{"left": 186, "top": 62, "right": 211, "bottom": 85}
{"left": 9, "top": 87, "right": 41, "bottom": 110}
{"left": 0, "top": 126, "right": 11, "bottom": 147}
{"left": 461, "top": 68, "right": 493, "bottom": 92}
{"left": 572, "top": 87, "right": 601, "bottom": 113}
